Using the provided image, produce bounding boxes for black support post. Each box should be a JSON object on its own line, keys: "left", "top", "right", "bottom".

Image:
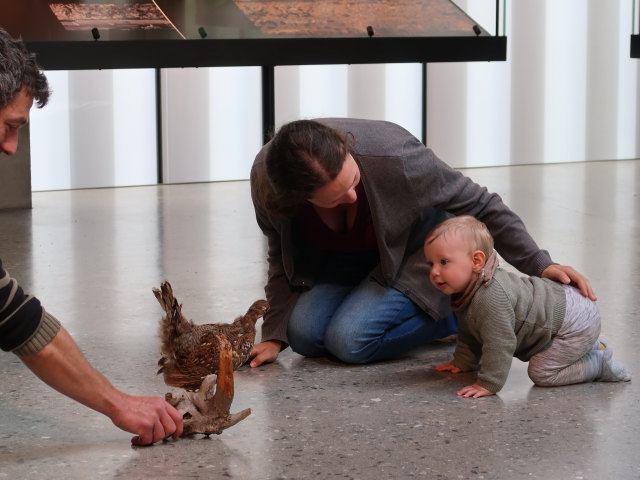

{"left": 155, "top": 68, "right": 164, "bottom": 184}
{"left": 262, "top": 65, "right": 275, "bottom": 144}
{"left": 422, "top": 63, "right": 427, "bottom": 146}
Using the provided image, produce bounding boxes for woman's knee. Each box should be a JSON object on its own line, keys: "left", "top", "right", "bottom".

{"left": 287, "top": 283, "right": 354, "bottom": 358}
{"left": 287, "top": 321, "right": 324, "bottom": 358}
{"left": 287, "top": 307, "right": 332, "bottom": 357}
{"left": 288, "top": 318, "right": 371, "bottom": 362}
{"left": 324, "top": 332, "right": 373, "bottom": 364}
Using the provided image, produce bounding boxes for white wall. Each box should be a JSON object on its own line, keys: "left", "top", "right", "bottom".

{"left": 160, "top": 67, "right": 263, "bottom": 184}
{"left": 28, "top": 0, "right": 639, "bottom": 190}
{"left": 30, "top": 69, "right": 157, "bottom": 191}
{"left": 430, "top": 0, "right": 639, "bottom": 168}
{"left": 274, "top": 63, "right": 423, "bottom": 138}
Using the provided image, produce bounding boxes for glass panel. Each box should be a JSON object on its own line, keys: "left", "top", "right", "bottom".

{"left": 4, "top": 0, "right": 490, "bottom": 41}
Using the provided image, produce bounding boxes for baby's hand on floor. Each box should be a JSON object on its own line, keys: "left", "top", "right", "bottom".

{"left": 457, "top": 384, "right": 494, "bottom": 398}
{"left": 435, "top": 362, "right": 461, "bottom": 373}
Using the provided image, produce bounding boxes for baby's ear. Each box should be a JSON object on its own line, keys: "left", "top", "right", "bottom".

{"left": 471, "top": 250, "right": 486, "bottom": 272}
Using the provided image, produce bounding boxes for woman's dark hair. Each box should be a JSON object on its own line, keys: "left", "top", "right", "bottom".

{"left": 262, "top": 120, "right": 353, "bottom": 218}
{"left": 0, "top": 28, "right": 50, "bottom": 109}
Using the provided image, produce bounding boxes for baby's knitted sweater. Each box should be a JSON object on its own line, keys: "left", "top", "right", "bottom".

{"left": 453, "top": 268, "right": 566, "bottom": 392}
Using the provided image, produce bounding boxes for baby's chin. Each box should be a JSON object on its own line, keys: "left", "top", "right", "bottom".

{"left": 434, "top": 281, "right": 451, "bottom": 292}
{"left": 433, "top": 282, "right": 465, "bottom": 296}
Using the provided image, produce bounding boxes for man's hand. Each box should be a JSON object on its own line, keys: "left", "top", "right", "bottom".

{"left": 249, "top": 340, "right": 282, "bottom": 368}
{"left": 21, "top": 328, "right": 183, "bottom": 446}
{"left": 541, "top": 264, "right": 596, "bottom": 301}
{"left": 435, "top": 362, "right": 462, "bottom": 373}
{"left": 110, "top": 393, "right": 184, "bottom": 446}
{"left": 457, "top": 384, "right": 494, "bottom": 399}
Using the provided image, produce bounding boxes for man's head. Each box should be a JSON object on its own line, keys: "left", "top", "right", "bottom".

{"left": 0, "top": 28, "right": 50, "bottom": 155}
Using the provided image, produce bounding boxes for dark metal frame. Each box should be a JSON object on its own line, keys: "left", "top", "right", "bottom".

{"left": 154, "top": 69, "right": 164, "bottom": 184}
{"left": 261, "top": 66, "right": 276, "bottom": 144}
{"left": 26, "top": 36, "right": 506, "bottom": 71}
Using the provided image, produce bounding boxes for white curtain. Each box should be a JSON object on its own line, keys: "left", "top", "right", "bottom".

{"left": 274, "top": 63, "right": 423, "bottom": 138}
{"left": 160, "top": 67, "right": 263, "bottom": 184}
{"left": 30, "top": 69, "right": 158, "bottom": 191}
{"left": 430, "top": 0, "right": 639, "bottom": 168}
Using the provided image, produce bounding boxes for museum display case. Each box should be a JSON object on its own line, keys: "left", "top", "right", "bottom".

{"left": 2, "top": 0, "right": 506, "bottom": 69}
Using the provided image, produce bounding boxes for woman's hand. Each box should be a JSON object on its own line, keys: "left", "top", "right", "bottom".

{"left": 435, "top": 362, "right": 462, "bottom": 373}
{"left": 541, "top": 264, "right": 596, "bottom": 301}
{"left": 249, "top": 341, "right": 282, "bottom": 368}
{"left": 457, "top": 384, "right": 494, "bottom": 398}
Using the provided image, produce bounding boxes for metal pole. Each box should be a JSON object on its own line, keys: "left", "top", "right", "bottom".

{"left": 422, "top": 63, "right": 427, "bottom": 145}
{"left": 155, "top": 67, "right": 163, "bottom": 184}
{"left": 262, "top": 65, "right": 275, "bottom": 144}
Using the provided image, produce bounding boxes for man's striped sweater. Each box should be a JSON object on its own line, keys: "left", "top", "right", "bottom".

{"left": 0, "top": 259, "right": 60, "bottom": 356}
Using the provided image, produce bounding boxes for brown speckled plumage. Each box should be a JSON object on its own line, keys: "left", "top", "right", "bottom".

{"left": 153, "top": 281, "right": 269, "bottom": 390}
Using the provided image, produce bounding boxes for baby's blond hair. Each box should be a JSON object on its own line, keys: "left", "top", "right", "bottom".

{"left": 425, "top": 215, "right": 494, "bottom": 257}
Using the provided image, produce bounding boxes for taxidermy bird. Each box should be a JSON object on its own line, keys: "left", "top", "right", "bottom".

{"left": 153, "top": 281, "right": 269, "bottom": 390}
{"left": 165, "top": 336, "right": 252, "bottom": 436}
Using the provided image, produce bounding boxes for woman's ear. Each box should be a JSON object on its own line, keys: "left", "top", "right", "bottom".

{"left": 471, "top": 250, "right": 486, "bottom": 273}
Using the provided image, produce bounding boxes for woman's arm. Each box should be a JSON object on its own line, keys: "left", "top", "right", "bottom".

{"left": 250, "top": 162, "right": 302, "bottom": 352}
{"left": 406, "top": 143, "right": 592, "bottom": 294}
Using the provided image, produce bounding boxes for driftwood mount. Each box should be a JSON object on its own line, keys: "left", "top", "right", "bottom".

{"left": 165, "top": 335, "right": 251, "bottom": 436}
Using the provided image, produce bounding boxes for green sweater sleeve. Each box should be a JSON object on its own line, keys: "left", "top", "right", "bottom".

{"left": 454, "top": 279, "right": 519, "bottom": 393}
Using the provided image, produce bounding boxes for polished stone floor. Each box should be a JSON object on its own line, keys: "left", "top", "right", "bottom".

{"left": 0, "top": 159, "right": 639, "bottom": 479}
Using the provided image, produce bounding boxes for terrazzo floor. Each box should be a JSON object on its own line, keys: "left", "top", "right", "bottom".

{"left": 1, "top": 159, "right": 639, "bottom": 479}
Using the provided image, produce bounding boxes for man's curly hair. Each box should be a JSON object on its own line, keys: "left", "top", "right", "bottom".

{"left": 0, "top": 28, "right": 50, "bottom": 109}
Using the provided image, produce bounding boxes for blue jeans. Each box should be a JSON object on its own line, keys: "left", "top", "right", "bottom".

{"left": 287, "top": 252, "right": 458, "bottom": 364}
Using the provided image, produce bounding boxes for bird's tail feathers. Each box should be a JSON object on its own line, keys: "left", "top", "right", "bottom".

{"left": 153, "top": 281, "right": 193, "bottom": 353}
{"left": 158, "top": 359, "right": 203, "bottom": 390}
